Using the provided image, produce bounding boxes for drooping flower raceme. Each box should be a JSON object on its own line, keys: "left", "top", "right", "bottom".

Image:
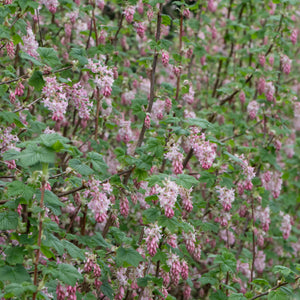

{"left": 189, "top": 127, "right": 216, "bottom": 169}
{"left": 20, "top": 27, "right": 39, "bottom": 58}
{"left": 247, "top": 101, "right": 259, "bottom": 120}
{"left": 144, "top": 223, "right": 162, "bottom": 256}
{"left": 164, "top": 143, "right": 184, "bottom": 175}
{"left": 280, "top": 212, "right": 292, "bottom": 240}
{"left": 167, "top": 253, "right": 181, "bottom": 286}
{"left": 42, "top": 77, "right": 68, "bottom": 121}
{"left": 255, "top": 206, "right": 271, "bottom": 232}
{"left": 85, "top": 58, "right": 114, "bottom": 97}
{"left": 216, "top": 186, "right": 235, "bottom": 212}
{"left": 83, "top": 178, "right": 112, "bottom": 223}
{"left": 179, "top": 186, "right": 193, "bottom": 213}
{"left": 261, "top": 171, "right": 282, "bottom": 198}
{"left": 157, "top": 179, "right": 179, "bottom": 218}
{"left": 281, "top": 55, "right": 292, "bottom": 75}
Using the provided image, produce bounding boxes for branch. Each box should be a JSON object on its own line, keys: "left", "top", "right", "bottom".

{"left": 250, "top": 276, "right": 300, "bottom": 300}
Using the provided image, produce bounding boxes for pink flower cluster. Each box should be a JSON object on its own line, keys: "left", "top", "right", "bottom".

{"left": 83, "top": 178, "right": 112, "bottom": 223}
{"left": 261, "top": 171, "right": 282, "bottom": 198}
{"left": 183, "top": 82, "right": 195, "bottom": 105}
{"left": 294, "top": 101, "right": 300, "bottom": 131}
{"left": 280, "top": 212, "right": 292, "bottom": 240}
{"left": 182, "top": 230, "right": 196, "bottom": 255}
{"left": 118, "top": 120, "right": 134, "bottom": 144}
{"left": 161, "top": 51, "right": 169, "bottom": 67}
{"left": 56, "top": 283, "right": 77, "bottom": 300}
{"left": 41, "top": 0, "right": 59, "bottom": 13}
{"left": 247, "top": 101, "right": 259, "bottom": 120}
{"left": 42, "top": 77, "right": 68, "bottom": 121}
{"left": 20, "top": 27, "right": 39, "bottom": 58}
{"left": 164, "top": 143, "right": 184, "bottom": 175}
{"left": 167, "top": 253, "right": 181, "bottom": 286}
{"left": 255, "top": 206, "right": 271, "bottom": 232}
{"left": 216, "top": 186, "right": 235, "bottom": 212}
{"left": 157, "top": 179, "right": 179, "bottom": 218}
{"left": 144, "top": 223, "right": 162, "bottom": 256}
{"left": 6, "top": 41, "right": 14, "bottom": 59}
{"left": 291, "top": 29, "right": 298, "bottom": 45}
{"left": 281, "top": 55, "right": 292, "bottom": 75}
{"left": 189, "top": 127, "right": 216, "bottom": 169}
{"left": 68, "top": 82, "right": 93, "bottom": 120}
{"left": 265, "top": 81, "right": 275, "bottom": 102}
{"left": 86, "top": 58, "right": 114, "bottom": 97}
{"left": 124, "top": 6, "right": 135, "bottom": 23}
{"left": 254, "top": 250, "right": 266, "bottom": 273}
{"left": 235, "top": 154, "right": 256, "bottom": 193}
{"left": 179, "top": 187, "right": 193, "bottom": 213}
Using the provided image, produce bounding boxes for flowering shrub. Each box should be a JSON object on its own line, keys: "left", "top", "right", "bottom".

{"left": 0, "top": 0, "right": 300, "bottom": 299}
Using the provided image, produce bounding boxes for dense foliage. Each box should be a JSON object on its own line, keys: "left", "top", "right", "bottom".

{"left": 0, "top": 0, "right": 300, "bottom": 299}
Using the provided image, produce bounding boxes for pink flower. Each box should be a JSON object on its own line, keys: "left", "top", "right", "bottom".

{"left": 258, "top": 54, "right": 265, "bottom": 67}
{"left": 6, "top": 41, "right": 14, "bottom": 59}
{"left": 167, "top": 254, "right": 181, "bottom": 286}
{"left": 281, "top": 55, "right": 292, "bottom": 75}
{"left": 181, "top": 260, "right": 189, "bottom": 280}
{"left": 265, "top": 82, "right": 275, "bottom": 102}
{"left": 144, "top": 223, "right": 161, "bottom": 256}
{"left": 254, "top": 250, "right": 266, "bottom": 273}
{"left": 164, "top": 143, "right": 184, "bottom": 175}
{"left": 183, "top": 230, "right": 196, "bottom": 255}
{"left": 208, "top": 0, "right": 217, "bottom": 12}
{"left": 257, "top": 77, "right": 265, "bottom": 95}
{"left": 216, "top": 186, "right": 235, "bottom": 211}
{"left": 157, "top": 179, "right": 179, "bottom": 218}
{"left": 124, "top": 6, "right": 135, "bottom": 23}
{"left": 144, "top": 114, "right": 151, "bottom": 129}
{"left": 239, "top": 90, "right": 246, "bottom": 104}
{"left": 120, "top": 196, "right": 129, "bottom": 217}
{"left": 136, "top": 22, "right": 146, "bottom": 39}
{"left": 280, "top": 212, "right": 291, "bottom": 240}
{"left": 161, "top": 51, "right": 169, "bottom": 67}
{"left": 189, "top": 128, "right": 216, "bottom": 169}
{"left": 291, "top": 29, "right": 298, "bottom": 45}
{"left": 179, "top": 187, "right": 193, "bottom": 213}
{"left": 247, "top": 101, "right": 259, "bottom": 120}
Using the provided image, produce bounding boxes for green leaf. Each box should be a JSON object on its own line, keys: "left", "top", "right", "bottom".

{"left": 100, "top": 280, "right": 114, "bottom": 300}
{"left": 20, "top": 52, "right": 44, "bottom": 66}
{"left": 228, "top": 293, "right": 247, "bottom": 300}
{"left": 86, "top": 152, "right": 108, "bottom": 173}
{"left": 16, "top": 144, "right": 56, "bottom": 167}
{"left": 0, "top": 211, "right": 19, "bottom": 230}
{"left": 70, "top": 48, "right": 88, "bottom": 66}
{"left": 4, "top": 282, "right": 36, "bottom": 297}
{"left": 56, "top": 264, "right": 83, "bottom": 286}
{"left": 199, "top": 276, "right": 218, "bottom": 286}
{"left": 28, "top": 70, "right": 45, "bottom": 91}
{"left": 268, "top": 289, "right": 289, "bottom": 300}
{"left": 185, "top": 118, "right": 214, "bottom": 129}
{"left": 142, "top": 208, "right": 161, "bottom": 224}
{"left": 273, "top": 265, "right": 295, "bottom": 282}
{"left": 137, "top": 276, "right": 151, "bottom": 287}
{"left": 175, "top": 174, "right": 198, "bottom": 189}
{"left": 223, "top": 151, "right": 245, "bottom": 165}
{"left": 5, "top": 247, "right": 25, "bottom": 265}
{"left": 69, "top": 159, "right": 94, "bottom": 176}
{"left": 41, "top": 190, "right": 64, "bottom": 216}
{"left": 198, "top": 171, "right": 216, "bottom": 188}
{"left": 43, "top": 233, "right": 64, "bottom": 256}
{"left": 0, "top": 264, "right": 31, "bottom": 283}
{"left": 62, "top": 240, "right": 85, "bottom": 260}
{"left": 0, "top": 25, "right": 10, "bottom": 39}
{"left": 116, "top": 247, "right": 144, "bottom": 268}
{"left": 6, "top": 181, "right": 35, "bottom": 201}
{"left": 161, "top": 14, "right": 172, "bottom": 26}
{"left": 37, "top": 47, "right": 61, "bottom": 68}
{"left": 157, "top": 215, "right": 178, "bottom": 233}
